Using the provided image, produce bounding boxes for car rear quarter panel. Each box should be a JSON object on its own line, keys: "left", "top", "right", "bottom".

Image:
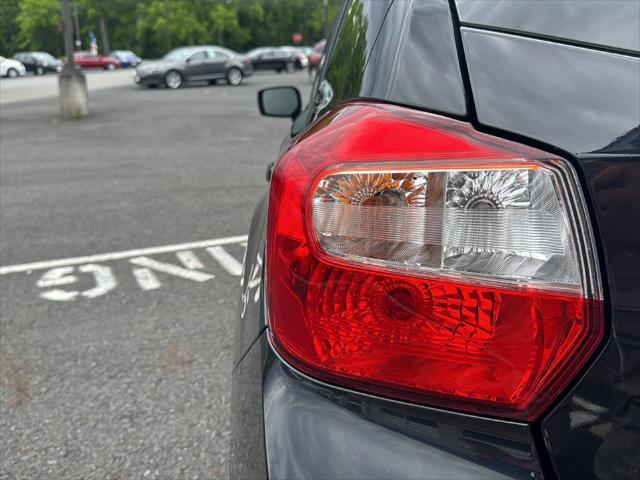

{"left": 459, "top": 19, "right": 640, "bottom": 480}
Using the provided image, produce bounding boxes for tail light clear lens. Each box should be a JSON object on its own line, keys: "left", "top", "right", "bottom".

{"left": 267, "top": 103, "right": 603, "bottom": 420}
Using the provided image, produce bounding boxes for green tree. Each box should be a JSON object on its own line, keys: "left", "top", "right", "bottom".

{"left": 0, "top": 0, "right": 20, "bottom": 56}
{"left": 135, "top": 0, "right": 209, "bottom": 57}
{"left": 208, "top": 0, "right": 261, "bottom": 48}
{"left": 16, "top": 0, "right": 62, "bottom": 55}
{"left": 10, "top": 0, "right": 340, "bottom": 60}
{"left": 75, "top": 0, "right": 138, "bottom": 54}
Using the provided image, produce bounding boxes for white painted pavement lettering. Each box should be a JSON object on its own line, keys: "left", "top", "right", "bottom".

{"left": 37, "top": 264, "right": 117, "bottom": 301}
{"left": 206, "top": 246, "right": 243, "bottom": 276}
{"left": 79, "top": 264, "right": 118, "bottom": 299}
{"left": 176, "top": 250, "right": 205, "bottom": 270}
{"left": 0, "top": 235, "right": 248, "bottom": 302}
{"left": 37, "top": 266, "right": 81, "bottom": 302}
{"left": 37, "top": 266, "right": 78, "bottom": 288}
{"left": 128, "top": 256, "right": 214, "bottom": 282}
{"left": 132, "top": 268, "right": 162, "bottom": 291}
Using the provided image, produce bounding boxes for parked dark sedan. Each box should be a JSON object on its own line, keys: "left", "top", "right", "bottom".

{"left": 134, "top": 45, "right": 252, "bottom": 88}
{"left": 14, "top": 51, "right": 63, "bottom": 75}
{"left": 248, "top": 47, "right": 297, "bottom": 73}
{"left": 230, "top": 1, "right": 640, "bottom": 479}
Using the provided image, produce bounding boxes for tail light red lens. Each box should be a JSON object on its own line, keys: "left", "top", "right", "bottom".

{"left": 267, "top": 102, "right": 603, "bottom": 420}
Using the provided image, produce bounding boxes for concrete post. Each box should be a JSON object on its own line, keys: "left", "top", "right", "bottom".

{"left": 59, "top": 71, "right": 89, "bottom": 118}
{"left": 59, "top": 0, "right": 89, "bottom": 119}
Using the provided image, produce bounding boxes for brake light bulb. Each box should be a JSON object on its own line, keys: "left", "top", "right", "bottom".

{"left": 267, "top": 103, "right": 603, "bottom": 420}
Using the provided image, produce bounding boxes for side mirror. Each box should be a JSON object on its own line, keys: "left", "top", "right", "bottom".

{"left": 258, "top": 87, "right": 301, "bottom": 118}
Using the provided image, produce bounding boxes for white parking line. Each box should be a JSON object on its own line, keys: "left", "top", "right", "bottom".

{"left": 0, "top": 235, "right": 248, "bottom": 275}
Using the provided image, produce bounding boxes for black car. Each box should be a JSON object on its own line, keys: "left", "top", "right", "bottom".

{"left": 14, "top": 51, "right": 63, "bottom": 75}
{"left": 134, "top": 45, "right": 252, "bottom": 89}
{"left": 248, "top": 47, "right": 297, "bottom": 73}
{"left": 230, "top": 1, "right": 640, "bottom": 479}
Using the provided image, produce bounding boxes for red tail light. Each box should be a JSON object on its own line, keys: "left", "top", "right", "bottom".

{"left": 266, "top": 102, "right": 603, "bottom": 420}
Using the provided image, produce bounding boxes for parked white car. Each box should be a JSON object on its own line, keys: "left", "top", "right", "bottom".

{"left": 0, "top": 56, "right": 27, "bottom": 78}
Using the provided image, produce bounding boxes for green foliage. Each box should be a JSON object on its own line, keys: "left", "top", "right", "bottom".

{"left": 15, "top": 0, "right": 62, "bottom": 55}
{"left": 75, "top": 0, "right": 137, "bottom": 53}
{"left": 6, "top": 0, "right": 339, "bottom": 59}
{"left": 0, "top": 0, "right": 20, "bottom": 56}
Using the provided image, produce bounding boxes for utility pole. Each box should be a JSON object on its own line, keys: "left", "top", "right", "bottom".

{"left": 164, "top": 0, "right": 172, "bottom": 52}
{"left": 59, "top": 0, "right": 88, "bottom": 118}
{"left": 72, "top": 0, "right": 81, "bottom": 49}
{"left": 99, "top": 15, "right": 110, "bottom": 55}
{"left": 322, "top": 0, "right": 329, "bottom": 39}
{"left": 61, "top": 0, "right": 75, "bottom": 68}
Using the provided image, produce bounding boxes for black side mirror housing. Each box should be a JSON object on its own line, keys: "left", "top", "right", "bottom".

{"left": 258, "top": 86, "right": 301, "bottom": 119}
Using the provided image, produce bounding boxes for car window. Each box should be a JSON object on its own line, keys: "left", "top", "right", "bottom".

{"left": 314, "top": 0, "right": 371, "bottom": 117}
{"left": 35, "top": 52, "right": 55, "bottom": 61}
{"left": 219, "top": 47, "right": 237, "bottom": 57}
{"left": 163, "top": 47, "right": 190, "bottom": 61}
{"left": 313, "top": 0, "right": 466, "bottom": 118}
{"left": 209, "top": 49, "right": 231, "bottom": 59}
{"left": 188, "top": 51, "right": 207, "bottom": 62}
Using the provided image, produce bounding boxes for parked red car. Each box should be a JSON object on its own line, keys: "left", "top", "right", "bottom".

{"left": 73, "top": 52, "right": 120, "bottom": 70}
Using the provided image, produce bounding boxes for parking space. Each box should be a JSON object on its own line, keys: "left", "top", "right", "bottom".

{"left": 0, "top": 71, "right": 310, "bottom": 478}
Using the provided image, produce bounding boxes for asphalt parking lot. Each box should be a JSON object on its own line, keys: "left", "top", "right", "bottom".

{"left": 0, "top": 70, "right": 134, "bottom": 105}
{"left": 0, "top": 70, "right": 310, "bottom": 478}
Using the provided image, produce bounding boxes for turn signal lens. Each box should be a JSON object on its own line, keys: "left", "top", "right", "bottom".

{"left": 267, "top": 103, "right": 603, "bottom": 420}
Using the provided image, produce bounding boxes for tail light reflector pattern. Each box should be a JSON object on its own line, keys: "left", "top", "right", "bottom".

{"left": 267, "top": 103, "right": 603, "bottom": 420}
